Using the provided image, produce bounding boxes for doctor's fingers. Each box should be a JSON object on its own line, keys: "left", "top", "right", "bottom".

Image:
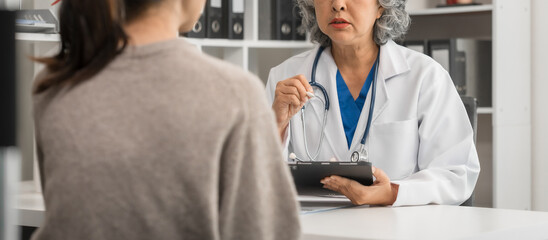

{"left": 371, "top": 166, "right": 391, "bottom": 184}
{"left": 275, "top": 94, "right": 305, "bottom": 110}
{"left": 277, "top": 77, "right": 311, "bottom": 101}
{"left": 292, "top": 74, "right": 313, "bottom": 93}
{"left": 277, "top": 85, "right": 308, "bottom": 103}
{"left": 322, "top": 176, "right": 368, "bottom": 205}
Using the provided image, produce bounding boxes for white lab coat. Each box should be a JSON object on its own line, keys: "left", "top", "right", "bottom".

{"left": 265, "top": 40, "right": 480, "bottom": 206}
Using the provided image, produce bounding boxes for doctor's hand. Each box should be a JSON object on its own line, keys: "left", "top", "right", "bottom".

{"left": 272, "top": 74, "right": 313, "bottom": 139}
{"left": 321, "top": 167, "right": 399, "bottom": 206}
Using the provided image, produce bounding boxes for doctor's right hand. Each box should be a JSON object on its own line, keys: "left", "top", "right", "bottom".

{"left": 272, "top": 74, "right": 313, "bottom": 139}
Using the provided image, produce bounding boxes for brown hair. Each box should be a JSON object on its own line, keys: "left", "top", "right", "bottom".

{"left": 34, "top": 0, "right": 161, "bottom": 94}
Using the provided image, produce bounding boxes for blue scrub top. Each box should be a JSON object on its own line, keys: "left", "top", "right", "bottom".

{"left": 336, "top": 60, "right": 377, "bottom": 149}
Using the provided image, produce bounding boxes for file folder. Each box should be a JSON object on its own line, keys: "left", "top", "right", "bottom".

{"left": 227, "top": 0, "right": 244, "bottom": 39}
{"left": 292, "top": 5, "right": 306, "bottom": 40}
{"left": 271, "top": 0, "right": 293, "bottom": 40}
{"left": 258, "top": 0, "right": 272, "bottom": 40}
{"left": 186, "top": 9, "right": 206, "bottom": 38}
{"left": 428, "top": 39, "right": 466, "bottom": 95}
{"left": 207, "top": 0, "right": 227, "bottom": 38}
{"left": 0, "top": 10, "right": 16, "bottom": 147}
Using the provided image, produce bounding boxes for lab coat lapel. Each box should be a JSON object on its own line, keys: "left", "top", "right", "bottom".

{"left": 348, "top": 41, "right": 411, "bottom": 154}
{"left": 372, "top": 40, "right": 411, "bottom": 121}
{"left": 306, "top": 46, "right": 349, "bottom": 161}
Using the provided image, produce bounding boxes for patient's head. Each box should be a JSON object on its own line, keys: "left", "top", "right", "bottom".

{"left": 34, "top": 0, "right": 206, "bottom": 94}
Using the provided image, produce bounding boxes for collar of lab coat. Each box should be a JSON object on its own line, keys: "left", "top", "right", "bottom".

{"left": 303, "top": 40, "right": 411, "bottom": 161}
{"left": 379, "top": 40, "right": 411, "bottom": 81}
{"left": 373, "top": 40, "right": 411, "bottom": 121}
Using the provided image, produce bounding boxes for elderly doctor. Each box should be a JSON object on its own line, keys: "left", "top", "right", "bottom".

{"left": 265, "top": 0, "right": 480, "bottom": 206}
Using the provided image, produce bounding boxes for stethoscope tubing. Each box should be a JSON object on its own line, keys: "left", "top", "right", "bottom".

{"left": 297, "top": 46, "right": 379, "bottom": 161}
{"left": 311, "top": 46, "right": 330, "bottom": 111}
{"left": 360, "top": 54, "right": 379, "bottom": 145}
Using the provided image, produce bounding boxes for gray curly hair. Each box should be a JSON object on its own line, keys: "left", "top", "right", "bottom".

{"left": 296, "top": 0, "right": 410, "bottom": 47}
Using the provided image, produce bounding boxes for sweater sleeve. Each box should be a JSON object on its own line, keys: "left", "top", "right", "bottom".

{"left": 392, "top": 65, "right": 481, "bottom": 207}
{"left": 218, "top": 75, "right": 301, "bottom": 240}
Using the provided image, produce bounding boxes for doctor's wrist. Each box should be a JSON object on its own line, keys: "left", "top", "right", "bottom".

{"left": 390, "top": 183, "right": 399, "bottom": 205}
{"left": 278, "top": 124, "right": 288, "bottom": 141}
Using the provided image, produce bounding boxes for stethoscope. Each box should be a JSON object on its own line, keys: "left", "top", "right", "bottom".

{"left": 293, "top": 46, "right": 379, "bottom": 162}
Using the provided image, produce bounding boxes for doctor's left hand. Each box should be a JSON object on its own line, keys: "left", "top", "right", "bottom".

{"left": 321, "top": 166, "right": 399, "bottom": 206}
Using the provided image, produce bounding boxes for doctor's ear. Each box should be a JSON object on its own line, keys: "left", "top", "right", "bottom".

{"left": 377, "top": 7, "right": 384, "bottom": 19}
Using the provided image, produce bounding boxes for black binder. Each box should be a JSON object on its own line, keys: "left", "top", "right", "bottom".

{"left": 186, "top": 9, "right": 206, "bottom": 38}
{"left": 428, "top": 39, "right": 467, "bottom": 95}
{"left": 227, "top": 0, "right": 244, "bottom": 39}
{"left": 206, "top": 0, "right": 227, "bottom": 38}
{"left": 271, "top": 0, "right": 293, "bottom": 40}
{"left": 0, "top": 10, "right": 16, "bottom": 147}
{"left": 292, "top": 4, "right": 306, "bottom": 40}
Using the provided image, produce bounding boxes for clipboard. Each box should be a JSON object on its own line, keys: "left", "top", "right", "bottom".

{"left": 288, "top": 161, "right": 373, "bottom": 195}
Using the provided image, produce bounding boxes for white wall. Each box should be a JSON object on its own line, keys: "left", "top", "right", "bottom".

{"left": 531, "top": 0, "right": 548, "bottom": 212}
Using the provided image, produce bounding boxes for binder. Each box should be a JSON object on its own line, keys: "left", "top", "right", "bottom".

{"left": 258, "top": 0, "right": 272, "bottom": 40}
{"left": 292, "top": 4, "right": 306, "bottom": 40}
{"left": 271, "top": 0, "right": 293, "bottom": 40}
{"left": 0, "top": 10, "right": 16, "bottom": 147}
{"left": 206, "top": 0, "right": 227, "bottom": 38}
{"left": 428, "top": 39, "right": 466, "bottom": 95}
{"left": 227, "top": 0, "right": 244, "bottom": 39}
{"left": 186, "top": 8, "right": 206, "bottom": 38}
{"left": 452, "top": 51, "right": 466, "bottom": 95}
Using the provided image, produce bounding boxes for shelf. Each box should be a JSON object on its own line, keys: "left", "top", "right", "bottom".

{"left": 246, "top": 40, "right": 314, "bottom": 49}
{"left": 184, "top": 38, "right": 314, "bottom": 49}
{"left": 17, "top": 181, "right": 44, "bottom": 227}
{"left": 478, "top": 107, "right": 494, "bottom": 114}
{"left": 185, "top": 38, "right": 246, "bottom": 47}
{"left": 15, "top": 33, "right": 60, "bottom": 42}
{"left": 14, "top": 34, "right": 314, "bottom": 49}
{"left": 408, "top": 4, "right": 493, "bottom": 16}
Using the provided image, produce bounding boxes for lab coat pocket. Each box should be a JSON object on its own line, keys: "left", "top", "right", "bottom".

{"left": 370, "top": 118, "right": 419, "bottom": 179}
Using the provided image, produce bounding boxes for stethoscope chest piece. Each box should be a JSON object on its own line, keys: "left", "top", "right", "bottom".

{"left": 351, "top": 148, "right": 368, "bottom": 162}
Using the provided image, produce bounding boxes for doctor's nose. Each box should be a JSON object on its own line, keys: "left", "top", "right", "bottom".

{"left": 332, "top": 0, "right": 346, "bottom": 12}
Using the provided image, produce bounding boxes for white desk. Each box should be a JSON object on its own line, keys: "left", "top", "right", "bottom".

{"left": 300, "top": 204, "right": 548, "bottom": 240}
{"left": 16, "top": 182, "right": 548, "bottom": 239}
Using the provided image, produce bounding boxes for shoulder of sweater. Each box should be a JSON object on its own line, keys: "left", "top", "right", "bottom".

{"left": 175, "top": 45, "right": 266, "bottom": 102}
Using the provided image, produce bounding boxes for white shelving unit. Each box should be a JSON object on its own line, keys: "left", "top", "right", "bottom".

{"left": 185, "top": 38, "right": 313, "bottom": 49}
{"left": 406, "top": 0, "right": 531, "bottom": 210}
{"left": 408, "top": 4, "right": 493, "bottom": 15}
{"left": 15, "top": 31, "right": 61, "bottom": 185}
{"left": 181, "top": 0, "right": 315, "bottom": 82}
{"left": 184, "top": 38, "right": 313, "bottom": 81}
{"left": 16, "top": 0, "right": 531, "bottom": 211}
{"left": 15, "top": 32, "right": 60, "bottom": 42}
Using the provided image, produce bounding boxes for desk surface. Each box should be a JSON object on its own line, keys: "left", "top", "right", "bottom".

{"left": 16, "top": 182, "right": 548, "bottom": 239}
{"left": 300, "top": 204, "right": 548, "bottom": 240}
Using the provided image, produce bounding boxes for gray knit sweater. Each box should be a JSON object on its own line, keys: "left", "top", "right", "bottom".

{"left": 32, "top": 39, "right": 301, "bottom": 240}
